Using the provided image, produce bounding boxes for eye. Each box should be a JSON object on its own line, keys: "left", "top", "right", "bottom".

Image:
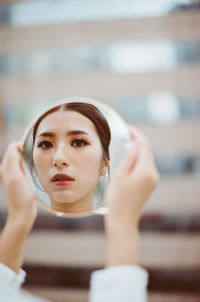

{"left": 71, "top": 139, "right": 89, "bottom": 148}
{"left": 37, "top": 140, "right": 53, "bottom": 149}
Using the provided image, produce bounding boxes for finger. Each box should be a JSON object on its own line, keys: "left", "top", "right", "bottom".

{"left": 0, "top": 143, "right": 18, "bottom": 170}
{"left": 4, "top": 143, "right": 24, "bottom": 177}
{"left": 127, "top": 125, "right": 155, "bottom": 170}
{"left": 13, "top": 142, "right": 27, "bottom": 175}
{"left": 17, "top": 145, "right": 25, "bottom": 171}
{"left": 131, "top": 141, "right": 159, "bottom": 185}
{"left": 19, "top": 153, "right": 33, "bottom": 185}
{"left": 127, "top": 125, "right": 149, "bottom": 146}
{"left": 17, "top": 140, "right": 24, "bottom": 153}
{"left": 15, "top": 143, "right": 34, "bottom": 186}
{"left": 115, "top": 140, "right": 140, "bottom": 177}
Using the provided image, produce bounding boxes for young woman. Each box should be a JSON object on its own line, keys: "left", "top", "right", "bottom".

{"left": 0, "top": 124, "right": 159, "bottom": 301}
{"left": 30, "top": 102, "right": 111, "bottom": 214}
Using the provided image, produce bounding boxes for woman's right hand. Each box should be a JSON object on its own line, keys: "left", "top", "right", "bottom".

{"left": 0, "top": 142, "right": 38, "bottom": 235}
{"left": 0, "top": 142, "right": 38, "bottom": 273}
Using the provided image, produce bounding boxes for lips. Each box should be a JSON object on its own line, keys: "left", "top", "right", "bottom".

{"left": 51, "top": 173, "right": 75, "bottom": 183}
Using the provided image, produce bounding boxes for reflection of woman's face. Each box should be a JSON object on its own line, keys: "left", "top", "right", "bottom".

{"left": 32, "top": 110, "right": 104, "bottom": 211}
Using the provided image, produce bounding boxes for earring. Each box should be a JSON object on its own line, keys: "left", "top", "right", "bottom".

{"left": 102, "top": 167, "right": 108, "bottom": 176}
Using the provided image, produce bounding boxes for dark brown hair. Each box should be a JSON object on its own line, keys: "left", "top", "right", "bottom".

{"left": 33, "top": 102, "right": 111, "bottom": 165}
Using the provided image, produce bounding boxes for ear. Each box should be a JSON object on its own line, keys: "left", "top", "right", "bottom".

{"left": 100, "top": 159, "right": 109, "bottom": 176}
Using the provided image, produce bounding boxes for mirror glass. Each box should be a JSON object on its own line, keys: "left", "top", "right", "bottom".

{"left": 21, "top": 97, "right": 130, "bottom": 217}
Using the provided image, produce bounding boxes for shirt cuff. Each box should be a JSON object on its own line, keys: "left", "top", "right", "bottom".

{"left": 89, "top": 266, "right": 148, "bottom": 302}
{"left": 0, "top": 263, "right": 26, "bottom": 289}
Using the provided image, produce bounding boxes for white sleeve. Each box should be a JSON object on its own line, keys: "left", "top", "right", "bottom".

{"left": 89, "top": 266, "right": 148, "bottom": 302}
{"left": 0, "top": 263, "right": 49, "bottom": 302}
{"left": 0, "top": 262, "right": 26, "bottom": 289}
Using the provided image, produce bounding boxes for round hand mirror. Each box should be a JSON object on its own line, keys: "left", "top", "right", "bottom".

{"left": 21, "top": 97, "right": 130, "bottom": 217}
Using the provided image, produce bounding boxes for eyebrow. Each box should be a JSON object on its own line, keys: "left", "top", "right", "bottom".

{"left": 38, "top": 130, "right": 89, "bottom": 138}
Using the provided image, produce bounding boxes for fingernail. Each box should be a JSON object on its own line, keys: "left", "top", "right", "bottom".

{"left": 125, "top": 139, "right": 139, "bottom": 151}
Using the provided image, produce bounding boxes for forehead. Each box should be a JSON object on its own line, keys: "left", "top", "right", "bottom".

{"left": 36, "top": 109, "right": 98, "bottom": 136}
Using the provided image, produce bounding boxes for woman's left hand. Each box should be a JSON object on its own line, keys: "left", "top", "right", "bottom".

{"left": 104, "top": 126, "right": 159, "bottom": 267}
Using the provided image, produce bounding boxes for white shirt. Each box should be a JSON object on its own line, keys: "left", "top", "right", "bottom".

{"left": 0, "top": 263, "right": 148, "bottom": 302}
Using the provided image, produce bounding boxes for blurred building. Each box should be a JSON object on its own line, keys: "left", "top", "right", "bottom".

{"left": 0, "top": 1, "right": 200, "bottom": 301}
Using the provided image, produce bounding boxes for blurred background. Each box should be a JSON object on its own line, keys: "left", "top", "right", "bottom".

{"left": 0, "top": 0, "right": 200, "bottom": 301}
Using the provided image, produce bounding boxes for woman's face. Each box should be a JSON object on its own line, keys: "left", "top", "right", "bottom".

{"left": 32, "top": 110, "right": 104, "bottom": 208}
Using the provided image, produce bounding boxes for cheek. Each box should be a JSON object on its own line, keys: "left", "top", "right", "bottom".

{"left": 77, "top": 148, "right": 103, "bottom": 173}
{"left": 33, "top": 149, "right": 51, "bottom": 173}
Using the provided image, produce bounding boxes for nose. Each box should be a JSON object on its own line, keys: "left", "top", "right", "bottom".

{"left": 52, "top": 146, "right": 70, "bottom": 168}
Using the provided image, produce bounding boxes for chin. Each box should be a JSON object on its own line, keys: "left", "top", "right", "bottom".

{"left": 50, "top": 192, "right": 78, "bottom": 204}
